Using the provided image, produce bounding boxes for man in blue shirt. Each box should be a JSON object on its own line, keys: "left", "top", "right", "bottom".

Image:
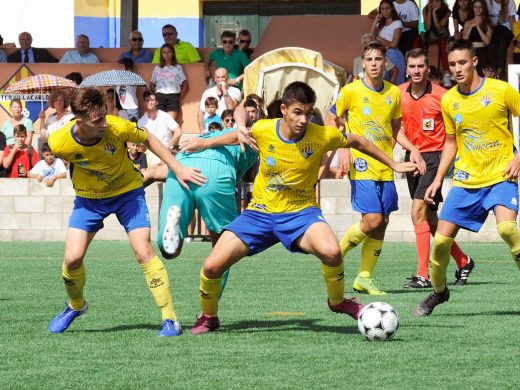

{"left": 60, "top": 34, "right": 100, "bottom": 64}
{"left": 119, "top": 30, "right": 153, "bottom": 64}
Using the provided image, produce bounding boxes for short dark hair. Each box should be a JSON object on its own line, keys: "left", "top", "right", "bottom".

{"left": 281, "top": 81, "right": 316, "bottom": 107}
{"left": 405, "top": 48, "right": 429, "bottom": 66}
{"left": 266, "top": 99, "right": 282, "bottom": 119}
{"left": 143, "top": 89, "right": 156, "bottom": 100}
{"left": 447, "top": 38, "right": 475, "bottom": 58}
{"left": 70, "top": 88, "right": 106, "bottom": 117}
{"left": 208, "top": 122, "right": 223, "bottom": 131}
{"left": 13, "top": 124, "right": 27, "bottom": 135}
{"left": 162, "top": 24, "right": 177, "bottom": 32}
{"left": 41, "top": 143, "right": 52, "bottom": 154}
{"left": 362, "top": 41, "right": 387, "bottom": 58}
{"left": 65, "top": 72, "right": 83, "bottom": 85}
{"left": 205, "top": 96, "right": 218, "bottom": 107}
{"left": 244, "top": 99, "right": 257, "bottom": 109}
{"left": 118, "top": 57, "right": 134, "bottom": 70}
{"left": 238, "top": 29, "right": 251, "bottom": 37}
{"left": 221, "top": 30, "right": 236, "bottom": 40}
{"left": 221, "top": 109, "right": 234, "bottom": 120}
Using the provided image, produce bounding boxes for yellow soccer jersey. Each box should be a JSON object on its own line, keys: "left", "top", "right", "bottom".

{"left": 332, "top": 79, "right": 401, "bottom": 181}
{"left": 441, "top": 77, "right": 520, "bottom": 188}
{"left": 48, "top": 115, "right": 148, "bottom": 198}
{"left": 247, "top": 119, "right": 348, "bottom": 213}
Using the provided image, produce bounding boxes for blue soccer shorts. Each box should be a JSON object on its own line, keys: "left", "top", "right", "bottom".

{"left": 350, "top": 179, "right": 398, "bottom": 215}
{"left": 439, "top": 181, "right": 519, "bottom": 232}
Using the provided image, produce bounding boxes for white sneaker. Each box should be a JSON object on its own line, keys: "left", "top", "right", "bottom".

{"left": 162, "top": 206, "right": 181, "bottom": 255}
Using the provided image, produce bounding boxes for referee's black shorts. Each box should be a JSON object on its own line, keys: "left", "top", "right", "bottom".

{"left": 405, "top": 151, "right": 443, "bottom": 211}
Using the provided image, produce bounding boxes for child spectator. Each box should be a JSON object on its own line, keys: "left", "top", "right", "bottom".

{"left": 482, "top": 63, "right": 498, "bottom": 78}
{"left": 27, "top": 143, "right": 67, "bottom": 187}
{"left": 245, "top": 93, "right": 266, "bottom": 119}
{"left": 244, "top": 98, "right": 259, "bottom": 127}
{"left": 221, "top": 109, "right": 235, "bottom": 129}
{"left": 208, "top": 122, "right": 223, "bottom": 132}
{"left": 127, "top": 141, "right": 148, "bottom": 173}
{"left": 2, "top": 124, "right": 39, "bottom": 178}
{"left": 203, "top": 96, "right": 222, "bottom": 133}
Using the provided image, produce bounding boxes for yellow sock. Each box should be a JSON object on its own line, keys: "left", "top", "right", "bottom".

{"left": 358, "top": 237, "right": 383, "bottom": 278}
{"left": 430, "top": 233, "right": 452, "bottom": 293}
{"left": 321, "top": 263, "right": 345, "bottom": 306}
{"left": 340, "top": 222, "right": 368, "bottom": 257}
{"left": 62, "top": 263, "right": 86, "bottom": 310}
{"left": 497, "top": 221, "right": 520, "bottom": 271}
{"left": 199, "top": 268, "right": 222, "bottom": 317}
{"left": 141, "top": 256, "right": 176, "bottom": 321}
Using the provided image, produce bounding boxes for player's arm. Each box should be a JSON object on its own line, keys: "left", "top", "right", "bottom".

{"left": 180, "top": 130, "right": 239, "bottom": 153}
{"left": 345, "top": 133, "right": 418, "bottom": 173}
{"left": 143, "top": 129, "right": 206, "bottom": 189}
{"left": 392, "top": 118, "right": 426, "bottom": 175}
{"left": 325, "top": 110, "right": 350, "bottom": 174}
{"left": 424, "top": 133, "right": 457, "bottom": 204}
{"left": 234, "top": 102, "right": 258, "bottom": 152}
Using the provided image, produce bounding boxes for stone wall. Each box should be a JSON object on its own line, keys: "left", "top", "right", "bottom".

{"left": 0, "top": 178, "right": 503, "bottom": 242}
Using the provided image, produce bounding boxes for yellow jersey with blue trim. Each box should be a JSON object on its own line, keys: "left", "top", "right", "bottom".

{"left": 331, "top": 79, "right": 401, "bottom": 181}
{"left": 441, "top": 77, "right": 520, "bottom": 188}
{"left": 48, "top": 115, "right": 148, "bottom": 198}
{"left": 247, "top": 118, "right": 348, "bottom": 213}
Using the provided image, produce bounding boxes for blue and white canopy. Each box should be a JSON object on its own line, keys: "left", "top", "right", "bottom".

{"left": 80, "top": 70, "right": 147, "bottom": 87}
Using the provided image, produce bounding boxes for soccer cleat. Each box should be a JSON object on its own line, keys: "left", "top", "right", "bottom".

{"left": 158, "top": 319, "right": 182, "bottom": 337}
{"left": 352, "top": 275, "right": 387, "bottom": 295}
{"left": 162, "top": 206, "right": 181, "bottom": 255}
{"left": 328, "top": 297, "right": 364, "bottom": 320}
{"left": 191, "top": 314, "right": 220, "bottom": 335}
{"left": 413, "top": 288, "right": 450, "bottom": 317}
{"left": 404, "top": 275, "right": 432, "bottom": 289}
{"left": 455, "top": 256, "right": 475, "bottom": 285}
{"left": 48, "top": 301, "right": 89, "bottom": 333}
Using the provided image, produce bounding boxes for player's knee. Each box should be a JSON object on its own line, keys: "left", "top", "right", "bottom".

{"left": 63, "top": 256, "right": 83, "bottom": 271}
{"left": 134, "top": 247, "right": 156, "bottom": 264}
{"left": 318, "top": 242, "right": 342, "bottom": 266}
{"left": 362, "top": 215, "right": 387, "bottom": 234}
{"left": 202, "top": 261, "right": 226, "bottom": 279}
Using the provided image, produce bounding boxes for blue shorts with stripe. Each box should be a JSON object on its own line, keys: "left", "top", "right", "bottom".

{"left": 439, "top": 181, "right": 519, "bottom": 232}
{"left": 69, "top": 187, "right": 151, "bottom": 233}
{"left": 351, "top": 180, "right": 398, "bottom": 215}
{"left": 225, "top": 207, "right": 328, "bottom": 255}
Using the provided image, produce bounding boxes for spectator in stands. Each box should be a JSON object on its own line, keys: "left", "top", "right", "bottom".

{"left": 106, "top": 88, "right": 130, "bottom": 120}
{"left": 152, "top": 24, "right": 201, "bottom": 64}
{"left": 2, "top": 124, "right": 39, "bottom": 178}
{"left": 463, "top": 0, "right": 493, "bottom": 75}
{"left": 266, "top": 99, "right": 283, "bottom": 119}
{"left": 39, "top": 91, "right": 75, "bottom": 141}
{"left": 65, "top": 72, "right": 83, "bottom": 86}
{"left": 27, "top": 143, "right": 67, "bottom": 187}
{"left": 221, "top": 109, "right": 235, "bottom": 129}
{"left": 1, "top": 98, "right": 34, "bottom": 147}
{"left": 0, "top": 130, "right": 6, "bottom": 177}
{"left": 482, "top": 62, "right": 499, "bottom": 77}
{"left": 198, "top": 68, "right": 242, "bottom": 132}
{"left": 353, "top": 33, "right": 399, "bottom": 84}
{"left": 208, "top": 122, "right": 223, "bottom": 132}
{"left": 429, "top": 65, "right": 444, "bottom": 85}
{"left": 127, "top": 141, "right": 147, "bottom": 173}
{"left": 512, "top": 5, "right": 520, "bottom": 63}
{"left": 119, "top": 30, "right": 153, "bottom": 64}
{"left": 486, "top": 0, "right": 516, "bottom": 79}
{"left": 60, "top": 34, "right": 100, "bottom": 64}
{"left": 205, "top": 31, "right": 251, "bottom": 89}
{"left": 150, "top": 43, "right": 187, "bottom": 121}
{"left": 393, "top": 0, "right": 420, "bottom": 57}
{"left": 414, "top": 0, "right": 451, "bottom": 86}
{"left": 452, "top": 0, "right": 474, "bottom": 39}
{"left": 137, "top": 90, "right": 182, "bottom": 166}
{"left": 369, "top": 0, "right": 406, "bottom": 85}
{"left": 117, "top": 58, "right": 140, "bottom": 121}
{"left": 244, "top": 98, "right": 259, "bottom": 127}
{"left": 7, "top": 32, "right": 58, "bottom": 63}
{"left": 203, "top": 96, "right": 222, "bottom": 133}
{"left": 245, "top": 93, "right": 265, "bottom": 119}
{"left": 235, "top": 29, "right": 254, "bottom": 59}
{"left": 0, "top": 34, "right": 7, "bottom": 62}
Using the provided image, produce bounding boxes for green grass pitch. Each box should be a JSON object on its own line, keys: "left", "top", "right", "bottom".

{"left": 1, "top": 241, "right": 520, "bottom": 389}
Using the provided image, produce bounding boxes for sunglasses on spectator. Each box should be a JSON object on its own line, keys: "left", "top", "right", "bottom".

{"left": 131, "top": 37, "right": 144, "bottom": 42}
{"left": 224, "top": 118, "right": 235, "bottom": 123}
{"left": 222, "top": 40, "right": 234, "bottom": 44}
{"left": 163, "top": 32, "right": 176, "bottom": 36}
{"left": 239, "top": 40, "right": 251, "bottom": 44}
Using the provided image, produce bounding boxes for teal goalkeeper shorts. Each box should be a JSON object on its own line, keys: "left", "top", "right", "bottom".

{"left": 158, "top": 157, "right": 238, "bottom": 241}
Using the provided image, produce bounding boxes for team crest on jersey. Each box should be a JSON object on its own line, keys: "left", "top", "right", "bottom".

{"left": 354, "top": 158, "right": 368, "bottom": 172}
{"left": 74, "top": 153, "right": 83, "bottom": 160}
{"left": 363, "top": 96, "right": 369, "bottom": 103}
{"left": 362, "top": 106, "right": 371, "bottom": 116}
{"left": 512, "top": 197, "right": 518, "bottom": 206}
{"left": 385, "top": 95, "right": 392, "bottom": 105}
{"left": 104, "top": 142, "right": 117, "bottom": 156}
{"left": 454, "top": 170, "right": 469, "bottom": 181}
{"left": 480, "top": 94, "right": 492, "bottom": 107}
{"left": 266, "top": 156, "right": 276, "bottom": 167}
{"left": 268, "top": 144, "right": 275, "bottom": 153}
{"left": 454, "top": 113, "right": 463, "bottom": 124}
{"left": 300, "top": 145, "right": 314, "bottom": 159}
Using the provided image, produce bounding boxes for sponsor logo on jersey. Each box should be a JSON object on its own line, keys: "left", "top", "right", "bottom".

{"left": 266, "top": 156, "right": 276, "bottom": 167}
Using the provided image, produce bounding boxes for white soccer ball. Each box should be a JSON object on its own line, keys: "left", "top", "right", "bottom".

{"left": 357, "top": 301, "right": 399, "bottom": 341}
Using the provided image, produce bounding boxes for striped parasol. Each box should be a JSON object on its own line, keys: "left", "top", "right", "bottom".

{"left": 5, "top": 74, "right": 78, "bottom": 94}
{"left": 80, "top": 70, "right": 147, "bottom": 87}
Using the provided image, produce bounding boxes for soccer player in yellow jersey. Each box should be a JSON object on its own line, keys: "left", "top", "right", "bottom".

{"left": 414, "top": 39, "right": 520, "bottom": 316}
{"left": 47, "top": 88, "right": 206, "bottom": 336}
{"left": 325, "top": 41, "right": 426, "bottom": 295}
{"left": 191, "top": 81, "right": 419, "bottom": 334}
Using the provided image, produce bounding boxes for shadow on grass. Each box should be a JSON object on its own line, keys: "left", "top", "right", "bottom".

{"left": 77, "top": 323, "right": 159, "bottom": 333}
{"left": 385, "top": 281, "right": 506, "bottom": 295}
{"left": 439, "top": 310, "right": 520, "bottom": 317}
{"left": 222, "top": 318, "right": 359, "bottom": 334}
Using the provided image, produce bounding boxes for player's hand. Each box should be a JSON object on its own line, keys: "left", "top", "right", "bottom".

{"left": 409, "top": 148, "right": 426, "bottom": 175}
{"left": 174, "top": 166, "right": 206, "bottom": 189}
{"left": 237, "top": 124, "right": 258, "bottom": 153}
{"left": 180, "top": 137, "right": 207, "bottom": 153}
{"left": 337, "top": 148, "right": 352, "bottom": 175}
{"left": 424, "top": 180, "right": 441, "bottom": 205}
{"left": 504, "top": 155, "right": 520, "bottom": 179}
{"left": 393, "top": 161, "right": 420, "bottom": 174}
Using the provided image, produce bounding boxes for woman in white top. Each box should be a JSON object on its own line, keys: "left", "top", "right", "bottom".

{"left": 38, "top": 90, "right": 74, "bottom": 141}
{"left": 486, "top": 0, "right": 516, "bottom": 79}
{"left": 150, "top": 43, "right": 188, "bottom": 121}
{"left": 370, "top": 0, "right": 406, "bottom": 85}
